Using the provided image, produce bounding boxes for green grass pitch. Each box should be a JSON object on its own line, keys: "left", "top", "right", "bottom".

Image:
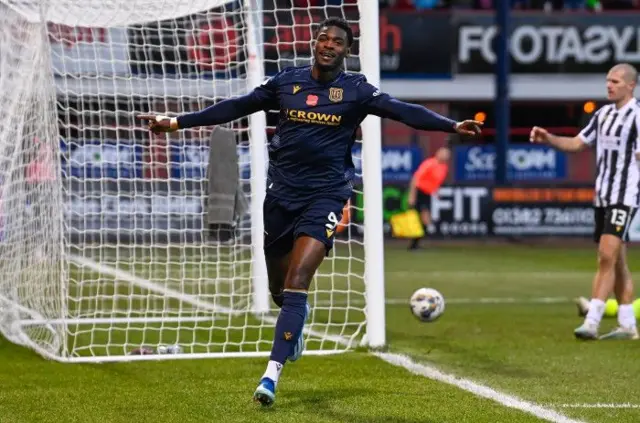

{"left": 2, "top": 242, "right": 640, "bottom": 422}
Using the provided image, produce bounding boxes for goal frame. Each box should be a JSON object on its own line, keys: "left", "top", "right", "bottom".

{"left": 2, "top": 0, "right": 386, "bottom": 362}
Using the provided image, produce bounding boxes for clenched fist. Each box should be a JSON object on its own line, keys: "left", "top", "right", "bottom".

{"left": 529, "top": 126, "right": 550, "bottom": 144}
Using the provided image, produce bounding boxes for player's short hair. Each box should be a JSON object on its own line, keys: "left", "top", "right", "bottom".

{"left": 317, "top": 17, "right": 354, "bottom": 47}
{"left": 611, "top": 63, "right": 638, "bottom": 84}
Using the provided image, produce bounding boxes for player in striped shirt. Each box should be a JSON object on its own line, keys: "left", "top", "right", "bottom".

{"left": 530, "top": 63, "right": 640, "bottom": 341}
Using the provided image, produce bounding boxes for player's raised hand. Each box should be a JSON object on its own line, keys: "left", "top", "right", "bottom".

{"left": 529, "top": 126, "right": 550, "bottom": 144}
{"left": 454, "top": 120, "right": 483, "bottom": 137}
{"left": 136, "top": 113, "right": 179, "bottom": 133}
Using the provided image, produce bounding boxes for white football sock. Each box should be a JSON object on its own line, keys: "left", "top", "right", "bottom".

{"left": 262, "top": 360, "right": 284, "bottom": 385}
{"left": 585, "top": 298, "right": 605, "bottom": 327}
{"left": 618, "top": 304, "right": 636, "bottom": 329}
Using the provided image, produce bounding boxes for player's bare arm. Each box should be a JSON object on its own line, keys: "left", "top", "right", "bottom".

{"left": 529, "top": 126, "right": 587, "bottom": 153}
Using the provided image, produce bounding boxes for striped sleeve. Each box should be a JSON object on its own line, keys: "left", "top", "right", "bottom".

{"left": 635, "top": 107, "right": 640, "bottom": 155}
{"left": 578, "top": 108, "right": 602, "bottom": 146}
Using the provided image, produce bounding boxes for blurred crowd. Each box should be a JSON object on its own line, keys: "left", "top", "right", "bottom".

{"left": 378, "top": 0, "right": 639, "bottom": 10}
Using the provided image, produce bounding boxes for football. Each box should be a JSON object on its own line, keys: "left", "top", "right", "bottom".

{"left": 410, "top": 288, "right": 445, "bottom": 322}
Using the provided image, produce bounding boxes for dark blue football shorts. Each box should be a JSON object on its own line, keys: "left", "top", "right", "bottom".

{"left": 263, "top": 195, "right": 346, "bottom": 258}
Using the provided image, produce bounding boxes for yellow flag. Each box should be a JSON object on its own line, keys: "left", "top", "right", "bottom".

{"left": 390, "top": 209, "right": 425, "bottom": 239}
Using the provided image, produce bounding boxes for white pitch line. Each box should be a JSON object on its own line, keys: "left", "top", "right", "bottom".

{"left": 387, "top": 270, "right": 592, "bottom": 278}
{"left": 448, "top": 296, "right": 571, "bottom": 304}
{"left": 309, "top": 297, "right": 572, "bottom": 307}
{"left": 376, "top": 353, "right": 586, "bottom": 423}
{"left": 553, "top": 403, "right": 640, "bottom": 409}
{"left": 428, "top": 296, "right": 572, "bottom": 305}
{"left": 69, "top": 259, "right": 583, "bottom": 422}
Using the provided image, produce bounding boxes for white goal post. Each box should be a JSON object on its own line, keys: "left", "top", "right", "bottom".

{"left": 0, "top": 0, "right": 385, "bottom": 362}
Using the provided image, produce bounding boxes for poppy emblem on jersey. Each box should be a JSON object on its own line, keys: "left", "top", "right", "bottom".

{"left": 293, "top": 85, "right": 301, "bottom": 94}
{"left": 306, "top": 94, "right": 318, "bottom": 106}
{"left": 329, "top": 87, "right": 343, "bottom": 103}
{"left": 284, "top": 332, "right": 293, "bottom": 341}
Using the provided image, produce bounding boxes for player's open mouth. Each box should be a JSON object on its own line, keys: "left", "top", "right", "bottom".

{"left": 320, "top": 52, "right": 335, "bottom": 59}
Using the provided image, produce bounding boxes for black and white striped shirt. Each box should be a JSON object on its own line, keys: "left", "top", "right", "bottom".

{"left": 579, "top": 98, "right": 640, "bottom": 208}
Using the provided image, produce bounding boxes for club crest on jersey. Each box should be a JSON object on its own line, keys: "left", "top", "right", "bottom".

{"left": 329, "top": 87, "right": 343, "bottom": 103}
{"left": 293, "top": 85, "right": 301, "bottom": 94}
{"left": 306, "top": 94, "right": 318, "bottom": 106}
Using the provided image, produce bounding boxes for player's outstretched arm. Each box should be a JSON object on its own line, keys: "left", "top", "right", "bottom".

{"left": 529, "top": 126, "right": 588, "bottom": 153}
{"left": 137, "top": 92, "right": 269, "bottom": 133}
{"left": 361, "top": 89, "right": 482, "bottom": 136}
{"left": 531, "top": 109, "right": 602, "bottom": 153}
{"left": 137, "top": 75, "right": 279, "bottom": 133}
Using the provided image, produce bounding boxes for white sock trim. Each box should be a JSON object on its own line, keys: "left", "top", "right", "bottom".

{"left": 262, "top": 360, "right": 284, "bottom": 385}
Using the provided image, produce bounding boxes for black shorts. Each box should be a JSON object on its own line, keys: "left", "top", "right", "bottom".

{"left": 415, "top": 190, "right": 431, "bottom": 212}
{"left": 594, "top": 205, "right": 637, "bottom": 243}
{"left": 263, "top": 195, "right": 346, "bottom": 258}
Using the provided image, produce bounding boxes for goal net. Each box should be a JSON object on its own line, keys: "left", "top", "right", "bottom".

{"left": 0, "top": 0, "right": 384, "bottom": 362}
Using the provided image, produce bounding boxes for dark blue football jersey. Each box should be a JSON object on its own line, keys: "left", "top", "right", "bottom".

{"left": 178, "top": 65, "right": 457, "bottom": 204}
{"left": 260, "top": 66, "right": 383, "bottom": 202}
